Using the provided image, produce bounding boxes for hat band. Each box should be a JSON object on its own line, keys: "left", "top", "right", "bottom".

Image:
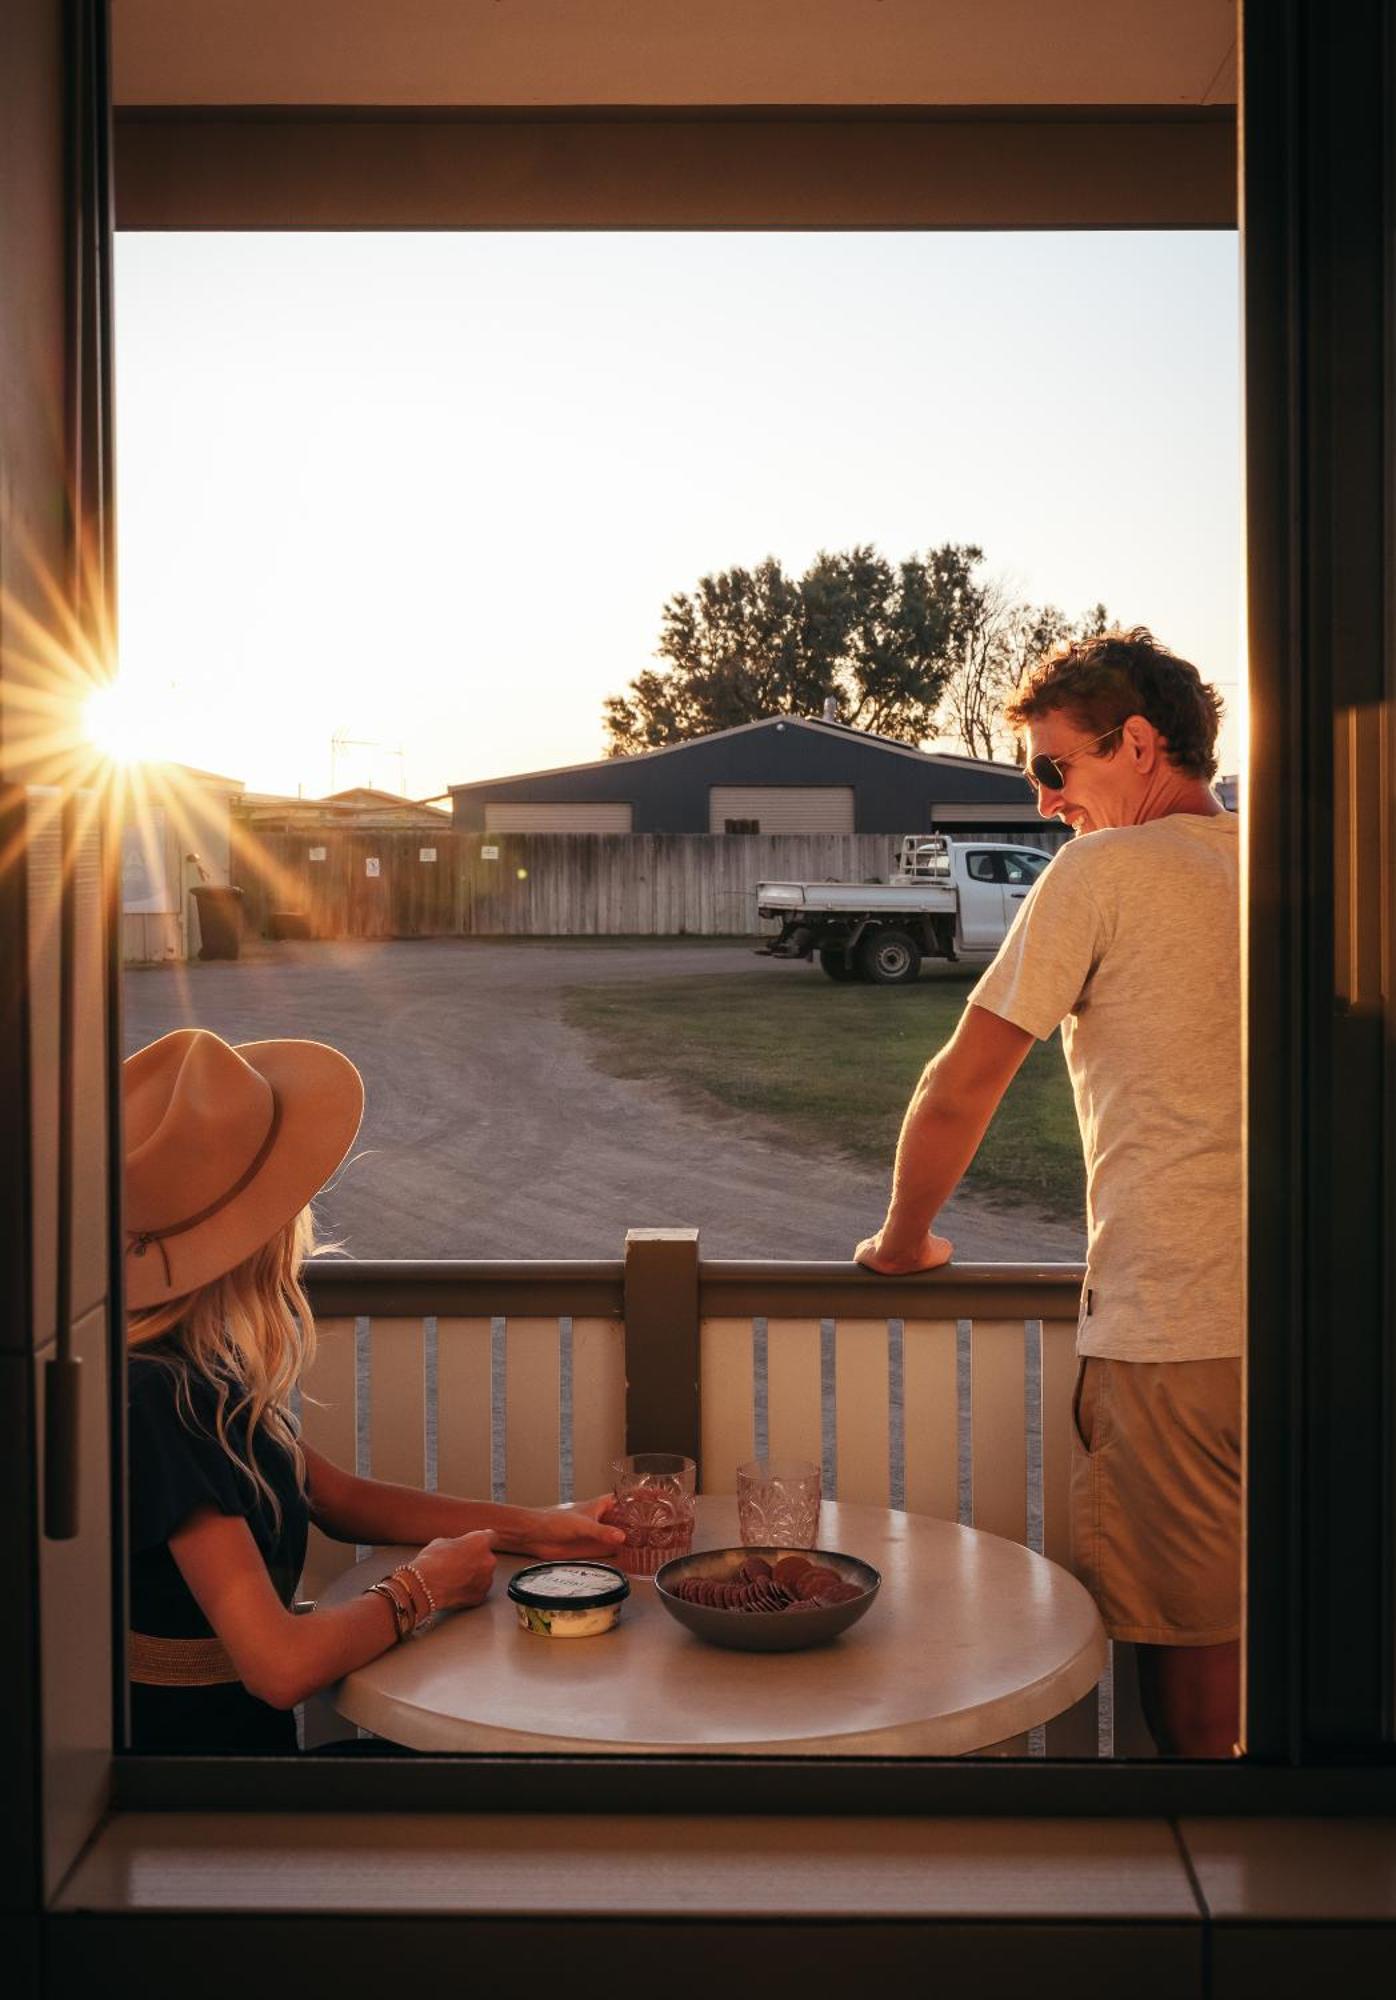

{"left": 126, "top": 1086, "right": 285, "bottom": 1291}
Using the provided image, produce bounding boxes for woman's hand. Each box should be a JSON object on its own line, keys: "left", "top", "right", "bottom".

{"left": 517, "top": 1496, "right": 628, "bottom": 1562}
{"left": 411, "top": 1529, "right": 498, "bottom": 1613}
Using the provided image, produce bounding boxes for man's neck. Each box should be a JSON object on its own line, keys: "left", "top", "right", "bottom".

{"left": 1130, "top": 769, "right": 1223, "bottom": 825}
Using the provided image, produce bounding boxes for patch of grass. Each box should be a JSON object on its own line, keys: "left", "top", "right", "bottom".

{"left": 563, "top": 970, "right": 1086, "bottom": 1222}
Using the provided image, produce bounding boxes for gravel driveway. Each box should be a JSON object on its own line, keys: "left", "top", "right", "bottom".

{"left": 123, "top": 938, "right": 1086, "bottom": 1264}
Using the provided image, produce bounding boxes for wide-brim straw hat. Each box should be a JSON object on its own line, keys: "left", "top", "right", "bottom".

{"left": 123, "top": 1028, "right": 364, "bottom": 1312}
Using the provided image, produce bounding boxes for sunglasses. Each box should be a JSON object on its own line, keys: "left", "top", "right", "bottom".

{"left": 1025, "top": 725, "right": 1121, "bottom": 791}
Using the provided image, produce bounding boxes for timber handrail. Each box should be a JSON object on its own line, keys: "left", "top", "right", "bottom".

{"left": 303, "top": 1256, "right": 1086, "bottom": 1323}
{"left": 303, "top": 1258, "right": 625, "bottom": 1316}
{"left": 699, "top": 1261, "right": 1085, "bottom": 1319}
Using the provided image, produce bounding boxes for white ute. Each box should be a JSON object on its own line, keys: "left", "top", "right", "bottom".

{"left": 755, "top": 835, "right": 1053, "bottom": 985}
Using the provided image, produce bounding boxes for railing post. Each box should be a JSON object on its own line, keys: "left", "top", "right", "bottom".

{"left": 623, "top": 1229, "right": 701, "bottom": 1472}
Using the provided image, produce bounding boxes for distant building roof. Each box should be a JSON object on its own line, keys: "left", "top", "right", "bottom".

{"left": 235, "top": 785, "right": 450, "bottom": 833}
{"left": 448, "top": 713, "right": 1040, "bottom": 837}
{"left": 450, "top": 714, "right": 1025, "bottom": 795}
{"left": 130, "top": 759, "right": 246, "bottom": 793}
{"left": 320, "top": 786, "right": 448, "bottom": 814}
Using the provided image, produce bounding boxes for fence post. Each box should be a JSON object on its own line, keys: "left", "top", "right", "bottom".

{"left": 623, "top": 1228, "right": 701, "bottom": 1472}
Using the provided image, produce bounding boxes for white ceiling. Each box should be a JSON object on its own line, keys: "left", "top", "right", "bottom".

{"left": 112, "top": 0, "right": 1237, "bottom": 109}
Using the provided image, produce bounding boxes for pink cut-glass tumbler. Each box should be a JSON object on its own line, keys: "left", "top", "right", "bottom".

{"left": 609, "top": 1453, "right": 696, "bottom": 1576}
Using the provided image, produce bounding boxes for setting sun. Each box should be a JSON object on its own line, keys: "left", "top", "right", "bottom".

{"left": 83, "top": 678, "right": 163, "bottom": 765}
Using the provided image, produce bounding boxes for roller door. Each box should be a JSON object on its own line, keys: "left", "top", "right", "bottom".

{"left": 708, "top": 787, "right": 855, "bottom": 833}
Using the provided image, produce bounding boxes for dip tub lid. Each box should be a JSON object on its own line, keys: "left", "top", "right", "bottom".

{"left": 507, "top": 1562, "right": 631, "bottom": 1611}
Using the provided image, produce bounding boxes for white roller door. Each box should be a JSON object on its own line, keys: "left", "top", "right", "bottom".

{"left": 483, "top": 802, "right": 633, "bottom": 832}
{"left": 709, "top": 786, "right": 855, "bottom": 833}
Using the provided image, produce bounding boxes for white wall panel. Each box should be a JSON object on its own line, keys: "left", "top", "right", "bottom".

{"left": 708, "top": 787, "right": 854, "bottom": 834}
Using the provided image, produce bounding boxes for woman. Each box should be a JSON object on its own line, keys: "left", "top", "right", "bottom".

{"left": 125, "top": 1026, "right": 625, "bottom": 1753}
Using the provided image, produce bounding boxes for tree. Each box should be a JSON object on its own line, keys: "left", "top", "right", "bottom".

{"left": 938, "top": 594, "right": 1112, "bottom": 763}
{"left": 602, "top": 544, "right": 985, "bottom": 754}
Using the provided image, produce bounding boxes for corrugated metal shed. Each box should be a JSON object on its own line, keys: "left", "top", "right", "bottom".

{"left": 450, "top": 716, "right": 1042, "bottom": 836}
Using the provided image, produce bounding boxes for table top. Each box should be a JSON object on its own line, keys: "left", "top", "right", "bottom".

{"left": 321, "top": 1496, "right": 1107, "bottom": 1756}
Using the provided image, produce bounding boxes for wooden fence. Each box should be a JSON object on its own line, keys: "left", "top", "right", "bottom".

{"left": 231, "top": 826, "right": 1061, "bottom": 941}
{"left": 231, "top": 828, "right": 905, "bottom": 940}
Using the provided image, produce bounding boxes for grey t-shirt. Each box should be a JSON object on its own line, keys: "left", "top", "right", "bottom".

{"left": 969, "top": 812, "right": 1241, "bottom": 1361}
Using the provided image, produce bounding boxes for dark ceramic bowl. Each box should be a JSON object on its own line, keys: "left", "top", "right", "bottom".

{"left": 653, "top": 1545, "right": 881, "bottom": 1653}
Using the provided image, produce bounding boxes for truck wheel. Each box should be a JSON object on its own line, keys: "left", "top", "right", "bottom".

{"left": 818, "top": 944, "right": 860, "bottom": 981}
{"left": 859, "top": 927, "right": 922, "bottom": 985}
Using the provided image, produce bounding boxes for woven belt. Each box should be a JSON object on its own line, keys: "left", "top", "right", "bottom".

{"left": 130, "top": 1631, "right": 240, "bottom": 1688}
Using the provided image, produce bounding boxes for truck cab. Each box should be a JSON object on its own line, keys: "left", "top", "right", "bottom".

{"left": 756, "top": 835, "right": 1054, "bottom": 984}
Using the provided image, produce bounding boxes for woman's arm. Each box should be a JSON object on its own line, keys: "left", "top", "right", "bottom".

{"left": 168, "top": 1504, "right": 496, "bottom": 1711}
{"left": 301, "top": 1443, "right": 626, "bottom": 1561}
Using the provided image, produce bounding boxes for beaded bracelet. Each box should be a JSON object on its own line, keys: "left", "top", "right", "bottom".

{"left": 395, "top": 1561, "right": 438, "bottom": 1623}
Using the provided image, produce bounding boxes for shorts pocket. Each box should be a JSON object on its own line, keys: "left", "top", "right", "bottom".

{"left": 1071, "top": 1357, "right": 1112, "bottom": 1455}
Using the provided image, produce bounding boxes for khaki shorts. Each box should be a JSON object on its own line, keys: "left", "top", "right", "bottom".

{"left": 1070, "top": 1354, "right": 1242, "bottom": 1647}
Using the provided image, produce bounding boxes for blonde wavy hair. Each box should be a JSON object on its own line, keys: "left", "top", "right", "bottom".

{"left": 127, "top": 1206, "right": 319, "bottom": 1528}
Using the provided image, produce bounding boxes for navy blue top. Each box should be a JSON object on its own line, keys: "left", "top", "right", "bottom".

{"left": 127, "top": 1350, "right": 309, "bottom": 1753}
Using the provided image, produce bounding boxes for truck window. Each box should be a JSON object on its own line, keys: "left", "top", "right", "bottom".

{"left": 1002, "top": 851, "right": 1049, "bottom": 885}
{"left": 965, "top": 851, "right": 1002, "bottom": 882}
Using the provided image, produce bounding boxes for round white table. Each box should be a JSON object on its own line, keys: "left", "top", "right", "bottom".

{"left": 321, "top": 1496, "right": 1106, "bottom": 1756}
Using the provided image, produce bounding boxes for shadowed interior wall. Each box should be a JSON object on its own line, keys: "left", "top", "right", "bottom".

{"left": 2, "top": 0, "right": 119, "bottom": 1928}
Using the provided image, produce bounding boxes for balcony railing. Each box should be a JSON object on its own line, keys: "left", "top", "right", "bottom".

{"left": 303, "top": 1234, "right": 1151, "bottom": 1758}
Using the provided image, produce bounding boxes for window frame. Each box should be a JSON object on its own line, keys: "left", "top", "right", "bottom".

{"left": 95, "top": 4, "right": 1396, "bottom": 1818}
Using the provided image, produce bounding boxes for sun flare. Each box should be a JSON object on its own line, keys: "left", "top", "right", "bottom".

{"left": 83, "top": 679, "right": 161, "bottom": 765}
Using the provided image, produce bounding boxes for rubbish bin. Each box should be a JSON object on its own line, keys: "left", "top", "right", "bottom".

{"left": 191, "top": 884, "right": 244, "bottom": 961}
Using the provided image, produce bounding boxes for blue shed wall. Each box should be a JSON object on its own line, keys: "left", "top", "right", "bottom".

{"left": 450, "top": 722, "right": 1039, "bottom": 834}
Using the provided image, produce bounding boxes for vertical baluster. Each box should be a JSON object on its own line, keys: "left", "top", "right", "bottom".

{"left": 436, "top": 1316, "right": 493, "bottom": 1503}
{"left": 297, "top": 1313, "right": 358, "bottom": 1600}
{"left": 902, "top": 1319, "right": 957, "bottom": 1520}
{"left": 368, "top": 1316, "right": 427, "bottom": 1490}
{"left": 1109, "top": 1642, "right": 1157, "bottom": 1758}
{"left": 698, "top": 1317, "right": 757, "bottom": 1489}
{"left": 557, "top": 1314, "right": 574, "bottom": 1504}
{"left": 766, "top": 1316, "right": 823, "bottom": 1467}
{"left": 1025, "top": 1319, "right": 1047, "bottom": 1757}
{"left": 819, "top": 1317, "right": 837, "bottom": 1497}
{"left": 957, "top": 1318, "right": 973, "bottom": 1526}
{"left": 423, "top": 1313, "right": 438, "bottom": 1492}
{"left": 833, "top": 1317, "right": 894, "bottom": 1507}
{"left": 490, "top": 1314, "right": 507, "bottom": 1500}
{"left": 1041, "top": 1316, "right": 1103, "bottom": 1756}
{"left": 504, "top": 1316, "right": 563, "bottom": 1506}
{"left": 355, "top": 1313, "right": 371, "bottom": 1487}
{"left": 968, "top": 1317, "right": 1029, "bottom": 1544}
{"left": 887, "top": 1318, "right": 906, "bottom": 1511}
{"left": 967, "top": 1316, "right": 1031, "bottom": 1756}
{"left": 571, "top": 1315, "right": 625, "bottom": 1499}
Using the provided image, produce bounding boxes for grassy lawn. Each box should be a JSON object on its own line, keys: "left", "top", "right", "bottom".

{"left": 563, "top": 969, "right": 1086, "bottom": 1221}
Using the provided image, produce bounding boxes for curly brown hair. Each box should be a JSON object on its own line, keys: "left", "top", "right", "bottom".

{"left": 1002, "top": 627, "right": 1224, "bottom": 781}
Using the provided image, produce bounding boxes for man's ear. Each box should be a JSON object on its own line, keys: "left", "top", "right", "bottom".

{"left": 1121, "top": 713, "right": 1160, "bottom": 769}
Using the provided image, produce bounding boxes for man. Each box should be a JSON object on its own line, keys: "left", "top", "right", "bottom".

{"left": 855, "top": 629, "right": 1240, "bottom": 1758}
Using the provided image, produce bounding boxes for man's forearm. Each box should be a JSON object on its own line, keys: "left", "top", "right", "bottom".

{"left": 880, "top": 1054, "right": 1005, "bottom": 1248}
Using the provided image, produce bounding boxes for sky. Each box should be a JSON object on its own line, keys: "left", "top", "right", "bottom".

{"left": 112, "top": 230, "right": 1242, "bottom": 800}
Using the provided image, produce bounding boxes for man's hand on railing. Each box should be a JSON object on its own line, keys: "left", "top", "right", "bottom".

{"left": 512, "top": 1495, "right": 629, "bottom": 1563}
{"left": 853, "top": 1226, "right": 955, "bottom": 1276}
